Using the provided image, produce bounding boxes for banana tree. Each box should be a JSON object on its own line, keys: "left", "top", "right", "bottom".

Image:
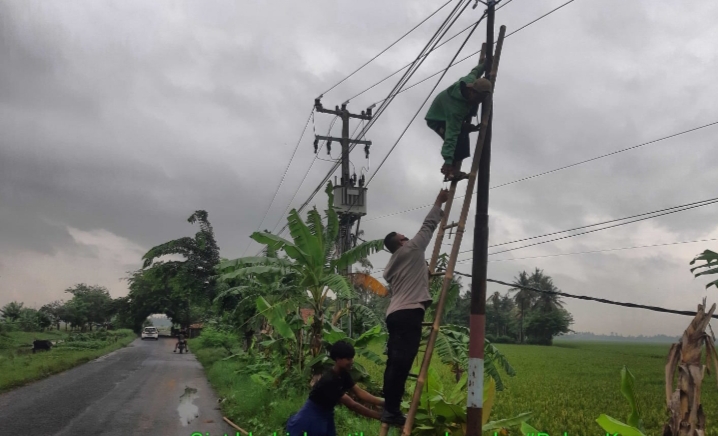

{"left": 690, "top": 249, "right": 718, "bottom": 289}
{"left": 219, "top": 182, "right": 385, "bottom": 360}
{"left": 402, "top": 366, "right": 533, "bottom": 436}
{"left": 595, "top": 366, "right": 646, "bottom": 436}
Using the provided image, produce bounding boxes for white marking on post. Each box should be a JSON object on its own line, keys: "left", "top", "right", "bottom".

{"left": 467, "top": 357, "right": 484, "bottom": 408}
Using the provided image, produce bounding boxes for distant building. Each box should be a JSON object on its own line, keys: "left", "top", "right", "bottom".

{"left": 188, "top": 323, "right": 203, "bottom": 339}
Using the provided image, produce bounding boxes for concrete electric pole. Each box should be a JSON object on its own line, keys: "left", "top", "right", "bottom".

{"left": 313, "top": 98, "right": 373, "bottom": 338}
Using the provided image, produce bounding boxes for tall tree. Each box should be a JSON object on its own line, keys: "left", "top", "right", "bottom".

{"left": 509, "top": 271, "right": 535, "bottom": 343}
{"left": 529, "top": 268, "right": 564, "bottom": 313}
{"left": 40, "top": 300, "right": 65, "bottom": 330}
{"left": 64, "top": 284, "right": 113, "bottom": 330}
{"left": 141, "top": 210, "right": 220, "bottom": 327}
{"left": 1, "top": 301, "right": 23, "bottom": 322}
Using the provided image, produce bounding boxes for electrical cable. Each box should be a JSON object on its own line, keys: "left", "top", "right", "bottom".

{"left": 272, "top": 0, "right": 473, "bottom": 238}
{"left": 371, "top": 198, "right": 718, "bottom": 273}
{"left": 268, "top": 116, "right": 339, "bottom": 235}
{"left": 484, "top": 198, "right": 718, "bottom": 257}
{"left": 468, "top": 197, "right": 718, "bottom": 251}
{"left": 369, "top": 0, "right": 578, "bottom": 107}
{"left": 363, "top": 120, "right": 718, "bottom": 222}
{"left": 367, "top": 12, "right": 487, "bottom": 186}
{"left": 239, "top": 107, "right": 314, "bottom": 257}
{"left": 319, "top": 0, "right": 454, "bottom": 97}
{"left": 344, "top": 0, "right": 519, "bottom": 103}
{"left": 455, "top": 237, "right": 718, "bottom": 264}
{"left": 478, "top": 278, "right": 718, "bottom": 319}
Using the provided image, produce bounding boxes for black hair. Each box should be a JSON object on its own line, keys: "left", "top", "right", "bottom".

{"left": 384, "top": 232, "right": 401, "bottom": 253}
{"left": 328, "top": 340, "right": 355, "bottom": 361}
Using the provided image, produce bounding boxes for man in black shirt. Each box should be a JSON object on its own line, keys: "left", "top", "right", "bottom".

{"left": 287, "top": 341, "right": 385, "bottom": 435}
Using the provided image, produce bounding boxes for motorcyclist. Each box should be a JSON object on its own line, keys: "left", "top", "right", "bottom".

{"left": 173, "top": 330, "right": 188, "bottom": 352}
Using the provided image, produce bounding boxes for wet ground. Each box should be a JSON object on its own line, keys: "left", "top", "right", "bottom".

{"left": 0, "top": 337, "right": 232, "bottom": 436}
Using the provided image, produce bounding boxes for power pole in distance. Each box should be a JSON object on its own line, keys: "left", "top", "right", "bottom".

{"left": 313, "top": 98, "right": 373, "bottom": 338}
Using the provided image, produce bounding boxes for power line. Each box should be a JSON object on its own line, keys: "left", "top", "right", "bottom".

{"left": 271, "top": 119, "right": 362, "bottom": 239}
{"left": 345, "top": 0, "right": 519, "bottom": 104}
{"left": 268, "top": 116, "right": 340, "bottom": 235}
{"left": 491, "top": 120, "right": 718, "bottom": 190}
{"left": 454, "top": 237, "right": 718, "bottom": 264}
{"left": 374, "top": 236, "right": 718, "bottom": 275}
{"left": 367, "top": 12, "right": 487, "bottom": 186}
{"left": 369, "top": 0, "right": 578, "bottom": 107}
{"left": 320, "top": 0, "right": 453, "bottom": 97}
{"left": 363, "top": 119, "right": 718, "bottom": 223}
{"left": 272, "top": 0, "right": 473, "bottom": 238}
{"left": 372, "top": 199, "right": 718, "bottom": 273}
{"left": 240, "top": 107, "right": 315, "bottom": 257}
{"left": 346, "top": 18, "right": 484, "bottom": 103}
{"left": 480, "top": 197, "right": 718, "bottom": 250}
{"left": 503, "top": 0, "right": 575, "bottom": 39}
{"left": 266, "top": 0, "right": 573, "bottom": 244}
{"left": 484, "top": 198, "right": 718, "bottom": 257}
{"left": 480, "top": 278, "right": 718, "bottom": 319}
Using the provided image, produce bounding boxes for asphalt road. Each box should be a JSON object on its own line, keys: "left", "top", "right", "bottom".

{"left": 0, "top": 337, "right": 233, "bottom": 436}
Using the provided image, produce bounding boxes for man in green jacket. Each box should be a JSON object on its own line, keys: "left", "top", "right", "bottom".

{"left": 425, "top": 62, "right": 492, "bottom": 181}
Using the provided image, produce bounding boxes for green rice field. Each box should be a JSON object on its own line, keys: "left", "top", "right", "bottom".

{"left": 358, "top": 340, "right": 718, "bottom": 435}
{"left": 195, "top": 339, "right": 718, "bottom": 435}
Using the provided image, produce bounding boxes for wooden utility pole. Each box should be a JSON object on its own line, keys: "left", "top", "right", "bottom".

{"left": 467, "top": 1, "right": 496, "bottom": 434}
{"left": 314, "top": 99, "right": 373, "bottom": 338}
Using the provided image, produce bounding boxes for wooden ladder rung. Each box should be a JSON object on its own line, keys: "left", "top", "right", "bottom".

{"left": 442, "top": 222, "right": 459, "bottom": 230}
{"left": 407, "top": 373, "right": 419, "bottom": 379}
{"left": 430, "top": 271, "right": 445, "bottom": 277}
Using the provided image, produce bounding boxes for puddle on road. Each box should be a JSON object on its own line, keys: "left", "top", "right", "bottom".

{"left": 177, "top": 386, "right": 200, "bottom": 426}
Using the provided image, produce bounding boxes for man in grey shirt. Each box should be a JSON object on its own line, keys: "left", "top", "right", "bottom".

{"left": 380, "top": 189, "right": 449, "bottom": 426}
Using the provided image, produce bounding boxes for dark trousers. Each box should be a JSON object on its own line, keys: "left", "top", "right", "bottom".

{"left": 426, "top": 120, "right": 471, "bottom": 163}
{"left": 382, "top": 308, "right": 425, "bottom": 413}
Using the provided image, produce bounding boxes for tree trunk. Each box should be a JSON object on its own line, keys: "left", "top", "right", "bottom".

{"left": 663, "top": 302, "right": 717, "bottom": 436}
{"left": 519, "top": 304, "right": 524, "bottom": 344}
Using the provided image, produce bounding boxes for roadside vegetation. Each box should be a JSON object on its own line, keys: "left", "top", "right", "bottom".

{"left": 0, "top": 328, "right": 135, "bottom": 392}
{"left": 3, "top": 186, "right": 717, "bottom": 434}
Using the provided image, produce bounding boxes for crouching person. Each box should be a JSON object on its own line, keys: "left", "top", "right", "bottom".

{"left": 286, "top": 340, "right": 385, "bottom": 436}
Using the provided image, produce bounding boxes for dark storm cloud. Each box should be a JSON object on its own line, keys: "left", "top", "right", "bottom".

{"left": 1, "top": 0, "right": 717, "bottom": 334}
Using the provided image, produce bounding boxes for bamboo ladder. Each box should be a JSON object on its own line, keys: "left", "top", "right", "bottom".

{"left": 379, "top": 25, "right": 505, "bottom": 436}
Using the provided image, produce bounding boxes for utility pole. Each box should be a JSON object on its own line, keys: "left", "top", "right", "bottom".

{"left": 313, "top": 98, "right": 373, "bottom": 338}
{"left": 467, "top": 1, "right": 495, "bottom": 435}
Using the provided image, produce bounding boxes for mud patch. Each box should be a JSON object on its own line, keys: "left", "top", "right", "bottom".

{"left": 177, "top": 386, "right": 200, "bottom": 426}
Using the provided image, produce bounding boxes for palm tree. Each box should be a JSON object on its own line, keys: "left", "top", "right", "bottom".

{"left": 529, "top": 268, "right": 564, "bottom": 313}
{"left": 0, "top": 301, "right": 24, "bottom": 322}
{"left": 218, "top": 182, "right": 384, "bottom": 359}
{"left": 509, "top": 271, "right": 534, "bottom": 343}
{"left": 488, "top": 291, "right": 502, "bottom": 336}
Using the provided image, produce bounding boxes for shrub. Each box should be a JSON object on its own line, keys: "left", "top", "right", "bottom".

{"left": 195, "top": 327, "right": 239, "bottom": 352}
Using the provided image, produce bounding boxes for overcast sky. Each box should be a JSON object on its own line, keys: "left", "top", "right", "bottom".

{"left": 2, "top": 0, "right": 717, "bottom": 335}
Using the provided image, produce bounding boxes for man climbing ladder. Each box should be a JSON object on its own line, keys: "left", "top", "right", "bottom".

{"left": 425, "top": 62, "right": 492, "bottom": 181}
{"left": 380, "top": 189, "right": 450, "bottom": 426}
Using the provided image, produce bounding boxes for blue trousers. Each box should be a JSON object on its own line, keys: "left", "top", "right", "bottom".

{"left": 286, "top": 399, "right": 336, "bottom": 436}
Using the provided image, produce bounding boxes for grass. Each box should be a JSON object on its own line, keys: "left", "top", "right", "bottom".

{"left": 191, "top": 342, "right": 308, "bottom": 434}
{"left": 488, "top": 340, "right": 718, "bottom": 435}
{"left": 192, "top": 337, "right": 718, "bottom": 435}
{"left": 0, "top": 329, "right": 136, "bottom": 393}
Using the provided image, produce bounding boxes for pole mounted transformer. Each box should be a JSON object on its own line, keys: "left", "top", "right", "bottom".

{"left": 313, "top": 98, "right": 373, "bottom": 338}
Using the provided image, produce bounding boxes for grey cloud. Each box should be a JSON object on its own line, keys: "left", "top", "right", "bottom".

{"left": 1, "top": 0, "right": 717, "bottom": 335}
